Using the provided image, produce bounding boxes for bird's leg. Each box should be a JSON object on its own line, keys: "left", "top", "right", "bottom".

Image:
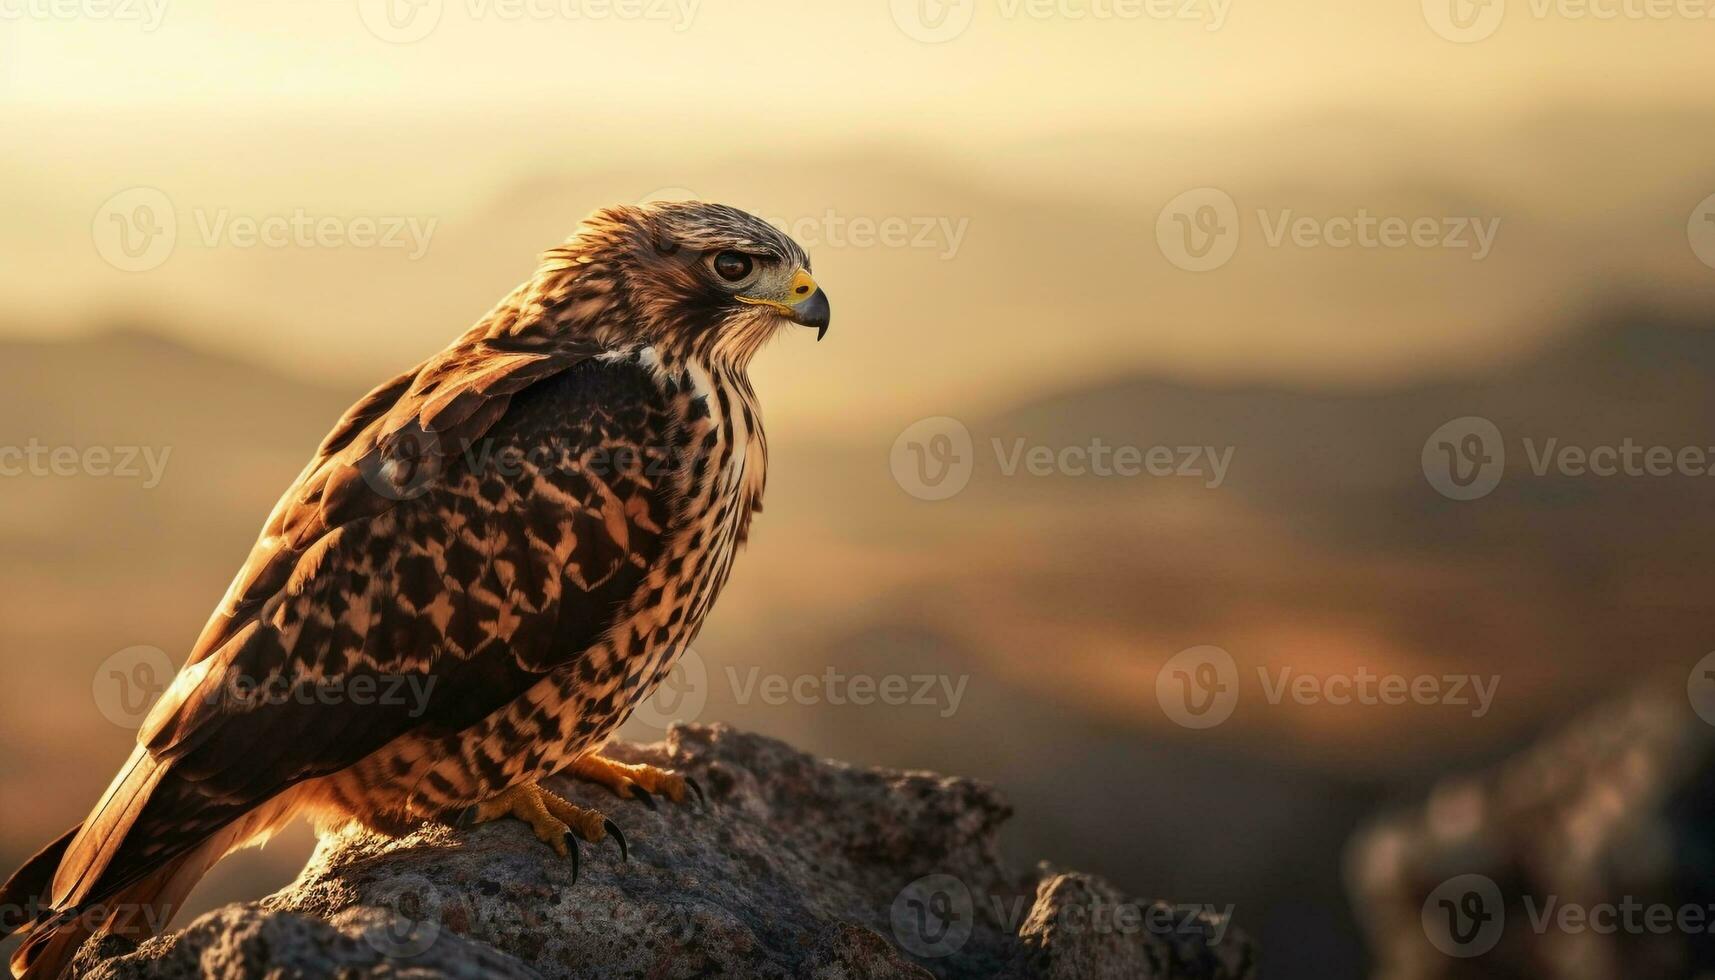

{"left": 565, "top": 753, "right": 705, "bottom": 810}
{"left": 460, "top": 783, "right": 625, "bottom": 871}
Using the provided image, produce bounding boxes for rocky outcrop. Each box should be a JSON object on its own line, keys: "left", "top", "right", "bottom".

{"left": 1347, "top": 681, "right": 1715, "bottom": 979}
{"left": 78, "top": 725, "right": 1254, "bottom": 979}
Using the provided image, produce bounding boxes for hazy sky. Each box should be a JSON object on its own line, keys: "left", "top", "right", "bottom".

{"left": 5, "top": 0, "right": 1713, "bottom": 128}
{"left": 3, "top": 0, "right": 1714, "bottom": 425}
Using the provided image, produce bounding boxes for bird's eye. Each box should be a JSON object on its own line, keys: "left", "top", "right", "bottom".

{"left": 712, "top": 251, "right": 753, "bottom": 282}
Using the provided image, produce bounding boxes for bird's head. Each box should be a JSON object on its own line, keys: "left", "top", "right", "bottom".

{"left": 539, "top": 201, "right": 830, "bottom": 363}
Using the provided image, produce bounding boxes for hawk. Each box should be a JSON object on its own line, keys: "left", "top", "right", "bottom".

{"left": 1, "top": 201, "right": 830, "bottom": 979}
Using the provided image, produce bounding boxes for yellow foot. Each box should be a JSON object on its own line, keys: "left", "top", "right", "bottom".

{"left": 458, "top": 782, "right": 625, "bottom": 878}
{"left": 566, "top": 753, "right": 706, "bottom": 810}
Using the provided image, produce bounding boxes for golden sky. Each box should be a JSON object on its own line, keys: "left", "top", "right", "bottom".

{"left": 3, "top": 0, "right": 1714, "bottom": 426}
{"left": 5, "top": 0, "right": 1712, "bottom": 129}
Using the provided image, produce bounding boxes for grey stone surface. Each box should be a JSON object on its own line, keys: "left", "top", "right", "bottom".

{"left": 81, "top": 725, "right": 1254, "bottom": 979}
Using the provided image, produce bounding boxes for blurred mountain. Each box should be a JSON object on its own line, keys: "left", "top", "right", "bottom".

{"left": 9, "top": 111, "right": 1715, "bottom": 421}
{"left": 830, "top": 307, "right": 1715, "bottom": 766}
{"left": 0, "top": 325, "right": 355, "bottom": 579}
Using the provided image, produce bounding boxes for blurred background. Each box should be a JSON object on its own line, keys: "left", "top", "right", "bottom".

{"left": 4, "top": 1, "right": 1715, "bottom": 977}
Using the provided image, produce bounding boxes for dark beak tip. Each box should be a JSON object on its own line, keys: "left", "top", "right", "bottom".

{"left": 792, "top": 289, "right": 831, "bottom": 339}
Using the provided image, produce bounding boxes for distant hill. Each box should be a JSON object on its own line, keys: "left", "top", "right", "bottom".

{"left": 8, "top": 111, "right": 1715, "bottom": 421}
{"left": 765, "top": 305, "right": 1715, "bottom": 771}
{"left": 996, "top": 305, "right": 1715, "bottom": 487}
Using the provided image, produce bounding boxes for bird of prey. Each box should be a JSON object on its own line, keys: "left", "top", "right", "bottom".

{"left": 0, "top": 201, "right": 830, "bottom": 979}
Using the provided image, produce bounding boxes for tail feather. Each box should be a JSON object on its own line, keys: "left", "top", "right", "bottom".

{"left": 10, "top": 913, "right": 87, "bottom": 980}
{"left": 9, "top": 852, "right": 195, "bottom": 980}
{"left": 6, "top": 748, "right": 301, "bottom": 980}
{"left": 6, "top": 747, "right": 179, "bottom": 980}
{"left": 51, "top": 747, "right": 168, "bottom": 910}
{"left": 0, "top": 825, "right": 79, "bottom": 940}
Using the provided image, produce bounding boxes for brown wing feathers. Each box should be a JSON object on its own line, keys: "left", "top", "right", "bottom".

{"left": 11, "top": 337, "right": 665, "bottom": 978}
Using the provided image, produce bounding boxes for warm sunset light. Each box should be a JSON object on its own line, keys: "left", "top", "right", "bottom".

{"left": 3, "top": 3, "right": 1713, "bottom": 978}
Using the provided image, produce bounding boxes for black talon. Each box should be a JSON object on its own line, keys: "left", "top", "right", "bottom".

{"left": 631, "top": 786, "right": 657, "bottom": 811}
{"left": 564, "top": 832, "right": 580, "bottom": 885}
{"left": 685, "top": 776, "right": 706, "bottom": 810}
{"left": 604, "top": 819, "right": 629, "bottom": 863}
{"left": 451, "top": 805, "right": 478, "bottom": 828}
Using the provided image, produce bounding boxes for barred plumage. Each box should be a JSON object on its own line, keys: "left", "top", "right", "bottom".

{"left": 1, "top": 201, "right": 830, "bottom": 979}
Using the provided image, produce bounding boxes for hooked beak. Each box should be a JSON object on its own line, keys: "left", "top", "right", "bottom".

{"left": 790, "top": 287, "right": 831, "bottom": 341}
{"left": 738, "top": 268, "right": 831, "bottom": 341}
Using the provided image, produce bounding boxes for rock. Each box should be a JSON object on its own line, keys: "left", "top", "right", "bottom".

{"left": 79, "top": 725, "right": 1254, "bottom": 979}
{"left": 1347, "top": 681, "right": 1715, "bottom": 980}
